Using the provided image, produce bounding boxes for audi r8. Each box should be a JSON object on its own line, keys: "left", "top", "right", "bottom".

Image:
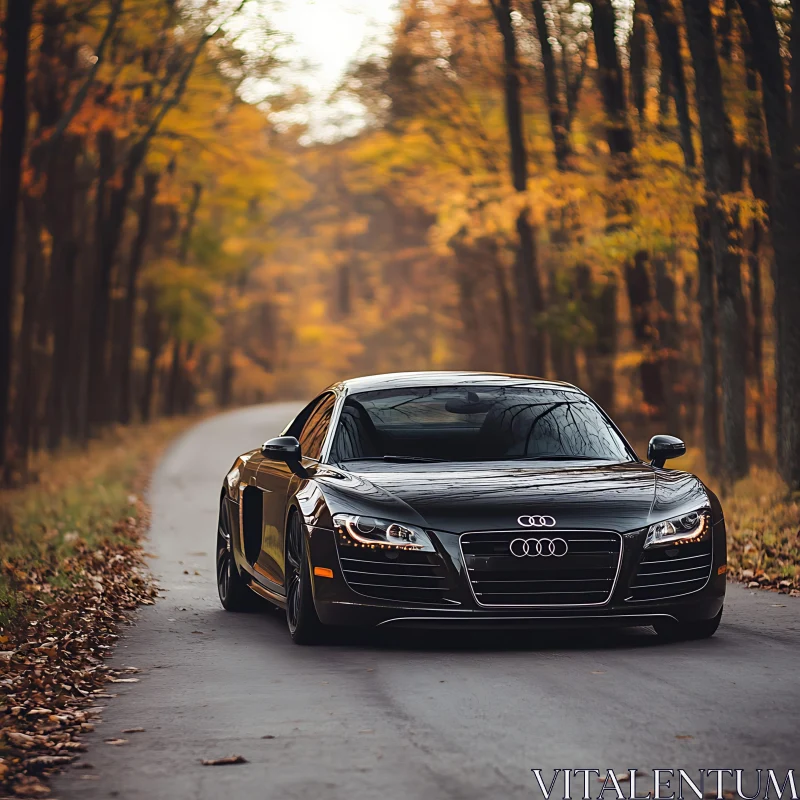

{"left": 216, "top": 372, "right": 726, "bottom": 644}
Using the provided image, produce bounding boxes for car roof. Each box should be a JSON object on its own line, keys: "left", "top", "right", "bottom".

{"left": 327, "top": 371, "right": 583, "bottom": 395}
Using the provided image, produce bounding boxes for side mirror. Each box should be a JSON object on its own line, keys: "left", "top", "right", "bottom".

{"left": 262, "top": 436, "right": 302, "bottom": 462}
{"left": 647, "top": 434, "right": 686, "bottom": 469}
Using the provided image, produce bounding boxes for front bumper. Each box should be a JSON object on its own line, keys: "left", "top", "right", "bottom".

{"left": 307, "top": 522, "right": 726, "bottom": 630}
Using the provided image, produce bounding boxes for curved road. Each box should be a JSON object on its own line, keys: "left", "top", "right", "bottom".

{"left": 55, "top": 405, "right": 800, "bottom": 800}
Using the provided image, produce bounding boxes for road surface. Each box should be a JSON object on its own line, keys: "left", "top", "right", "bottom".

{"left": 55, "top": 404, "right": 800, "bottom": 800}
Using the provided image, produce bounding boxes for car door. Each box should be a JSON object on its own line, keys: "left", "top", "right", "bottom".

{"left": 255, "top": 393, "right": 338, "bottom": 588}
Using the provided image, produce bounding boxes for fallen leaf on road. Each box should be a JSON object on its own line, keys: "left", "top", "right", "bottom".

{"left": 104, "top": 738, "right": 128, "bottom": 746}
{"left": 121, "top": 727, "right": 145, "bottom": 733}
{"left": 591, "top": 670, "right": 606, "bottom": 674}
{"left": 12, "top": 775, "right": 51, "bottom": 796}
{"left": 26, "top": 755, "right": 76, "bottom": 770}
{"left": 191, "top": 630, "right": 204, "bottom": 634}
{"left": 109, "top": 677, "right": 139, "bottom": 683}
{"left": 675, "top": 734, "right": 694, "bottom": 740}
{"left": 201, "top": 755, "right": 248, "bottom": 766}
{"left": 261, "top": 735, "right": 276, "bottom": 739}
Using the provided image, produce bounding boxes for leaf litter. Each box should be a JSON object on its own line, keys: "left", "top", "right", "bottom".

{"left": 0, "top": 501, "right": 159, "bottom": 796}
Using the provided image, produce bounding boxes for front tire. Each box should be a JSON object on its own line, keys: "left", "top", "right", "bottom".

{"left": 654, "top": 608, "right": 722, "bottom": 641}
{"left": 217, "top": 499, "right": 256, "bottom": 611}
{"left": 285, "top": 512, "right": 324, "bottom": 644}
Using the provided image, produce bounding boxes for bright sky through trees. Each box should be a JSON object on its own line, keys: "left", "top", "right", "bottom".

{"left": 271, "top": 0, "right": 399, "bottom": 141}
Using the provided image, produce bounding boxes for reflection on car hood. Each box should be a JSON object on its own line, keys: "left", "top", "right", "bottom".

{"left": 314, "top": 461, "right": 708, "bottom": 534}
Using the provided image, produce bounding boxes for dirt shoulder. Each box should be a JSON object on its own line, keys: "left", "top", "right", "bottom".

{"left": 0, "top": 418, "right": 194, "bottom": 797}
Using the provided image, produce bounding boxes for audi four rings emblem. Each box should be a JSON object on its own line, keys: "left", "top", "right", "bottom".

{"left": 517, "top": 515, "right": 556, "bottom": 528}
{"left": 509, "top": 537, "right": 569, "bottom": 558}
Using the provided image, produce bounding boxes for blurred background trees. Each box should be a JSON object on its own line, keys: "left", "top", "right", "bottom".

{"left": 0, "top": 0, "right": 798, "bottom": 492}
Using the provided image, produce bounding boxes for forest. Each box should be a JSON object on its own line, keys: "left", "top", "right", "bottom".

{"left": 0, "top": 0, "right": 798, "bottom": 495}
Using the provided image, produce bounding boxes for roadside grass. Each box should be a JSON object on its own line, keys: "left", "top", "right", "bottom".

{"left": 678, "top": 450, "right": 800, "bottom": 592}
{"left": 0, "top": 418, "right": 193, "bottom": 631}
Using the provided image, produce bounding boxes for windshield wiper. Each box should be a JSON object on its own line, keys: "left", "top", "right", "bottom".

{"left": 340, "top": 455, "right": 446, "bottom": 463}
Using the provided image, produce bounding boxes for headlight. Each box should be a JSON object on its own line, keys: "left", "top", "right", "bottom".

{"left": 333, "top": 514, "right": 435, "bottom": 552}
{"left": 644, "top": 508, "right": 711, "bottom": 548}
{"left": 225, "top": 466, "right": 240, "bottom": 497}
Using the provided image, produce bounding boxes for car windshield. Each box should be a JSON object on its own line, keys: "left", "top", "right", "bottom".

{"left": 329, "top": 385, "right": 632, "bottom": 464}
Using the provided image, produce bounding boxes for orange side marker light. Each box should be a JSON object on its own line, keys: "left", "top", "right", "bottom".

{"left": 717, "top": 564, "right": 727, "bottom": 575}
{"left": 314, "top": 567, "right": 334, "bottom": 579}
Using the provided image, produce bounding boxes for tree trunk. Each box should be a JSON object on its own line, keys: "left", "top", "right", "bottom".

{"left": 653, "top": 256, "right": 682, "bottom": 435}
{"left": 683, "top": 0, "right": 748, "bottom": 479}
{"left": 12, "top": 197, "right": 47, "bottom": 476}
{"left": 645, "top": 0, "right": 697, "bottom": 169}
{"left": 577, "top": 265, "right": 617, "bottom": 413}
{"left": 218, "top": 349, "right": 235, "bottom": 408}
{"left": 736, "top": 0, "right": 800, "bottom": 488}
{"left": 180, "top": 182, "right": 203, "bottom": 263}
{"left": 530, "top": 0, "right": 572, "bottom": 169}
{"left": 492, "top": 260, "right": 519, "bottom": 373}
{"left": 86, "top": 129, "right": 116, "bottom": 433}
{"left": 629, "top": 0, "right": 648, "bottom": 120}
{"left": 740, "top": 24, "right": 769, "bottom": 452}
{"left": 747, "top": 224, "right": 765, "bottom": 449}
{"left": 452, "top": 242, "right": 483, "bottom": 369}
{"left": 165, "top": 339, "right": 182, "bottom": 417}
{"left": 117, "top": 171, "right": 159, "bottom": 425}
{"left": 590, "top": 0, "right": 634, "bottom": 157}
{"left": 586, "top": 0, "right": 635, "bottom": 410}
{"left": 490, "top": 0, "right": 545, "bottom": 375}
{"left": 625, "top": 251, "right": 666, "bottom": 417}
{"left": 45, "top": 135, "right": 81, "bottom": 451}
{"left": 0, "top": 0, "right": 35, "bottom": 474}
{"left": 695, "top": 205, "right": 722, "bottom": 475}
{"left": 140, "top": 286, "right": 163, "bottom": 423}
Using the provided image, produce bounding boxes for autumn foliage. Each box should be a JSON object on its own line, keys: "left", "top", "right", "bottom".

{"left": 0, "top": 0, "right": 799, "bottom": 494}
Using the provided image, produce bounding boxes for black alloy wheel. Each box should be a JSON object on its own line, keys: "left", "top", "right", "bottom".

{"left": 285, "top": 512, "right": 324, "bottom": 644}
{"left": 216, "top": 499, "right": 255, "bottom": 611}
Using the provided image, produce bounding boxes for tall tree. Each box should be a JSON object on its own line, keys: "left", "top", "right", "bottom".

{"left": 644, "top": 0, "right": 696, "bottom": 169}
{"left": 629, "top": 0, "right": 648, "bottom": 119}
{"left": 683, "top": 0, "right": 749, "bottom": 479}
{"left": 736, "top": 0, "right": 800, "bottom": 488}
{"left": 530, "top": 0, "right": 572, "bottom": 169}
{"left": 489, "top": 0, "right": 545, "bottom": 375}
{"left": 0, "top": 0, "right": 35, "bottom": 472}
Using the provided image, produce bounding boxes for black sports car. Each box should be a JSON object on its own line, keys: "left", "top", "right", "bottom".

{"left": 216, "top": 372, "right": 726, "bottom": 644}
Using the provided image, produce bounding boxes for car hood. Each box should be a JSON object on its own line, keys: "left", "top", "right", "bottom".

{"left": 312, "top": 461, "right": 709, "bottom": 534}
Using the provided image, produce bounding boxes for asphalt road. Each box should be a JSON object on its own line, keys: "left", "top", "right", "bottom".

{"left": 55, "top": 404, "right": 800, "bottom": 800}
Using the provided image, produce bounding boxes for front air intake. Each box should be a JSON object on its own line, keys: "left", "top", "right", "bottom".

{"left": 336, "top": 542, "right": 451, "bottom": 605}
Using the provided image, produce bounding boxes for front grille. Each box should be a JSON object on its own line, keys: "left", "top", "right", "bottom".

{"left": 460, "top": 530, "right": 622, "bottom": 607}
{"left": 627, "top": 537, "right": 712, "bottom": 601}
{"left": 337, "top": 543, "right": 450, "bottom": 605}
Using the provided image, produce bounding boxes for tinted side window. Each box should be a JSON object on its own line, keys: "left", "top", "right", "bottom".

{"left": 298, "top": 394, "right": 337, "bottom": 460}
